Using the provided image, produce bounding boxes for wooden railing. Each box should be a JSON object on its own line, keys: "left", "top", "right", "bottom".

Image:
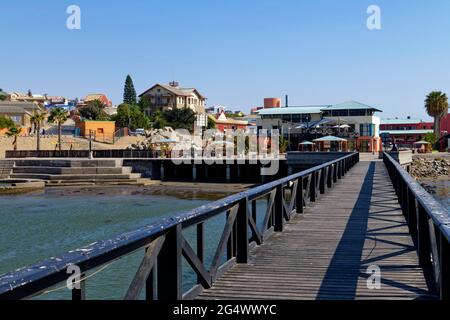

{"left": 383, "top": 152, "right": 450, "bottom": 300}
{"left": 0, "top": 153, "right": 359, "bottom": 300}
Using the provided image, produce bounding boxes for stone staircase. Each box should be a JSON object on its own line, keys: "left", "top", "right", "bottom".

{"left": 0, "top": 160, "right": 15, "bottom": 179}
{"left": 8, "top": 159, "right": 149, "bottom": 186}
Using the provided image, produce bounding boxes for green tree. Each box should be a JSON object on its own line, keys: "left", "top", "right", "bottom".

{"left": 30, "top": 111, "right": 46, "bottom": 151}
{"left": 138, "top": 96, "right": 151, "bottom": 113}
{"left": 112, "top": 103, "right": 150, "bottom": 130}
{"left": 5, "top": 126, "right": 21, "bottom": 151}
{"left": 78, "top": 100, "right": 109, "bottom": 120}
{"left": 425, "top": 91, "right": 449, "bottom": 139}
{"left": 48, "top": 107, "right": 69, "bottom": 151}
{"left": 123, "top": 75, "right": 137, "bottom": 104}
{"left": 162, "top": 108, "right": 197, "bottom": 131}
{"left": 207, "top": 116, "right": 216, "bottom": 129}
{"left": 424, "top": 132, "right": 437, "bottom": 146}
{"left": 0, "top": 89, "right": 8, "bottom": 101}
{"left": 149, "top": 111, "right": 167, "bottom": 129}
{"left": 0, "top": 115, "right": 15, "bottom": 129}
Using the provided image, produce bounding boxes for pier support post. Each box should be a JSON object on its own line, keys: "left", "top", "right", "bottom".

{"left": 192, "top": 165, "right": 197, "bottom": 181}
{"left": 226, "top": 165, "right": 231, "bottom": 182}
{"left": 236, "top": 198, "right": 249, "bottom": 263}
{"left": 274, "top": 185, "right": 284, "bottom": 232}
{"left": 310, "top": 172, "right": 317, "bottom": 202}
{"left": 440, "top": 234, "right": 450, "bottom": 300}
{"left": 296, "top": 177, "right": 304, "bottom": 214}
{"left": 157, "top": 224, "right": 182, "bottom": 300}
{"left": 160, "top": 162, "right": 164, "bottom": 181}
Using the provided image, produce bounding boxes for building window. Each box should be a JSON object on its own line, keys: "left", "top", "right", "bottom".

{"left": 360, "top": 123, "right": 375, "bottom": 136}
{"left": 349, "top": 109, "right": 366, "bottom": 116}
{"left": 332, "top": 110, "right": 349, "bottom": 117}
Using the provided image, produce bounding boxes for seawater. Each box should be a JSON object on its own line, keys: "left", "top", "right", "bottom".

{"left": 0, "top": 186, "right": 246, "bottom": 299}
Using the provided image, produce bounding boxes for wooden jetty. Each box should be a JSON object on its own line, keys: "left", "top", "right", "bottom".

{"left": 198, "top": 160, "right": 433, "bottom": 300}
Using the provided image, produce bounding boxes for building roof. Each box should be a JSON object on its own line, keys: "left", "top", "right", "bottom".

{"left": 258, "top": 106, "right": 326, "bottom": 115}
{"left": 380, "top": 118, "right": 431, "bottom": 125}
{"left": 325, "top": 101, "right": 382, "bottom": 112}
{"left": 139, "top": 83, "right": 206, "bottom": 99}
{"left": 313, "top": 135, "right": 347, "bottom": 142}
{"left": 208, "top": 114, "right": 248, "bottom": 126}
{"left": 85, "top": 94, "right": 108, "bottom": 101}
{"left": 380, "top": 129, "right": 433, "bottom": 135}
{"left": 257, "top": 101, "right": 382, "bottom": 116}
{"left": 0, "top": 101, "right": 44, "bottom": 113}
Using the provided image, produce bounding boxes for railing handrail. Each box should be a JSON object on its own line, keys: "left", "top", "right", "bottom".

{"left": 383, "top": 152, "right": 450, "bottom": 238}
{"left": 0, "top": 152, "right": 358, "bottom": 299}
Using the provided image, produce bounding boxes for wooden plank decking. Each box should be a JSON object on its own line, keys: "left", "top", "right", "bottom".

{"left": 198, "top": 160, "right": 435, "bottom": 300}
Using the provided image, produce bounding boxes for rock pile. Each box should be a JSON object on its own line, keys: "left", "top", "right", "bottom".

{"left": 411, "top": 157, "right": 450, "bottom": 179}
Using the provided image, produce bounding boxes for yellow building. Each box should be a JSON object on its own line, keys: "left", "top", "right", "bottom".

{"left": 75, "top": 120, "right": 116, "bottom": 143}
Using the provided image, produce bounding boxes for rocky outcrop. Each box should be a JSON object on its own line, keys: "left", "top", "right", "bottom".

{"left": 411, "top": 157, "right": 450, "bottom": 179}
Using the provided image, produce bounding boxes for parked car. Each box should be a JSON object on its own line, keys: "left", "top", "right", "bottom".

{"left": 130, "top": 128, "right": 145, "bottom": 136}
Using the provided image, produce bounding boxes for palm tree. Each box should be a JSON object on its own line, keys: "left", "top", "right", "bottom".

{"left": 425, "top": 91, "right": 449, "bottom": 139}
{"left": 48, "top": 107, "right": 69, "bottom": 151}
{"left": 30, "top": 111, "right": 46, "bottom": 151}
{"left": 6, "top": 126, "right": 21, "bottom": 151}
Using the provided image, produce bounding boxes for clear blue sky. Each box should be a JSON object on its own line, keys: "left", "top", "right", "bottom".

{"left": 1, "top": 0, "right": 450, "bottom": 119}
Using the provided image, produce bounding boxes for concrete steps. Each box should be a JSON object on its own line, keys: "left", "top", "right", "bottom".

{"left": 0, "top": 160, "right": 15, "bottom": 179}
{"left": 12, "top": 166, "right": 132, "bottom": 174}
{"left": 8, "top": 158, "right": 143, "bottom": 186}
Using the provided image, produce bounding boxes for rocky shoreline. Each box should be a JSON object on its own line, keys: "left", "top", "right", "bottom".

{"left": 411, "top": 157, "right": 450, "bottom": 179}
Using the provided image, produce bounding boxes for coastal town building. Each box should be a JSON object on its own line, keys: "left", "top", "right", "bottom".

{"left": 139, "top": 82, "right": 206, "bottom": 116}
{"left": 75, "top": 120, "right": 116, "bottom": 143}
{"left": 77, "top": 94, "right": 112, "bottom": 108}
{"left": 256, "top": 101, "right": 382, "bottom": 152}
{"left": 0, "top": 101, "right": 46, "bottom": 134}
{"left": 380, "top": 118, "right": 434, "bottom": 147}
{"left": 9, "top": 92, "right": 47, "bottom": 105}
{"left": 208, "top": 111, "right": 248, "bottom": 132}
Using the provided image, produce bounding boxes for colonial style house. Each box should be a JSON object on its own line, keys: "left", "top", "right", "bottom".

{"left": 139, "top": 82, "right": 206, "bottom": 115}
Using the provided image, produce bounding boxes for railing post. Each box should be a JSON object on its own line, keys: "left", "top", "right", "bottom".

{"left": 440, "top": 232, "right": 450, "bottom": 300}
{"left": 407, "top": 189, "right": 417, "bottom": 240}
{"left": 274, "top": 185, "right": 284, "bottom": 232}
{"left": 310, "top": 172, "right": 317, "bottom": 202}
{"left": 157, "top": 224, "right": 182, "bottom": 300}
{"left": 72, "top": 274, "right": 86, "bottom": 300}
{"left": 416, "top": 203, "right": 432, "bottom": 269}
{"left": 337, "top": 162, "right": 342, "bottom": 180}
{"left": 327, "top": 165, "right": 332, "bottom": 188}
{"left": 333, "top": 163, "right": 337, "bottom": 183}
{"left": 197, "top": 223, "right": 204, "bottom": 285}
{"left": 296, "top": 177, "right": 304, "bottom": 214}
{"left": 319, "top": 168, "right": 325, "bottom": 194}
{"left": 236, "top": 198, "right": 249, "bottom": 263}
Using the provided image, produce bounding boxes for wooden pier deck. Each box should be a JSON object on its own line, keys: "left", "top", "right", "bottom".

{"left": 198, "top": 160, "right": 435, "bottom": 300}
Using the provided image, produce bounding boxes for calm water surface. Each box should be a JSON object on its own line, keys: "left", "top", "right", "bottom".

{"left": 0, "top": 186, "right": 241, "bottom": 299}
{"left": 422, "top": 179, "right": 450, "bottom": 209}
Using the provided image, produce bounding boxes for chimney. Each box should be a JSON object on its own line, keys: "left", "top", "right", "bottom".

{"left": 285, "top": 95, "right": 289, "bottom": 108}
{"left": 169, "top": 81, "right": 179, "bottom": 87}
